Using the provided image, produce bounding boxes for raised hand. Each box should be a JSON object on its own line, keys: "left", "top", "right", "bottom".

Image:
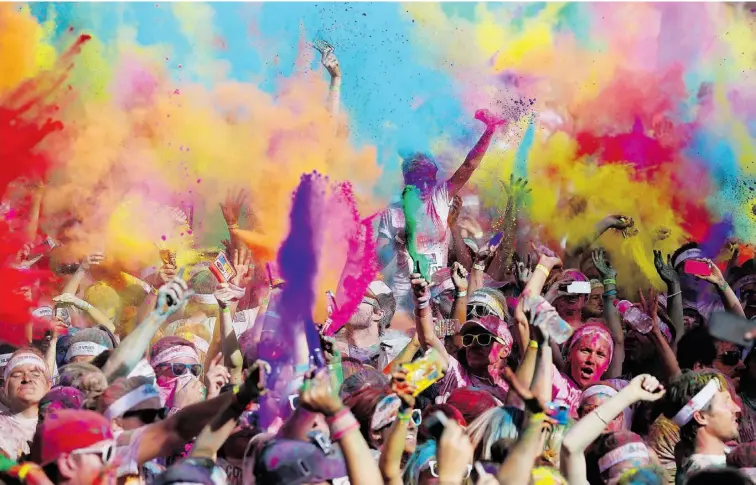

{"left": 627, "top": 374, "right": 665, "bottom": 402}
{"left": 436, "top": 420, "right": 475, "bottom": 483}
{"left": 448, "top": 195, "right": 463, "bottom": 227}
{"left": 158, "top": 263, "right": 178, "bottom": 286}
{"left": 214, "top": 282, "right": 244, "bottom": 308}
{"left": 531, "top": 242, "right": 562, "bottom": 270}
{"left": 501, "top": 174, "right": 532, "bottom": 209}
{"left": 390, "top": 368, "right": 417, "bottom": 410}
{"left": 410, "top": 273, "right": 431, "bottom": 309}
{"left": 299, "top": 368, "right": 343, "bottom": 416}
{"left": 653, "top": 250, "right": 679, "bottom": 287}
{"left": 513, "top": 252, "right": 534, "bottom": 289}
{"left": 591, "top": 248, "right": 617, "bottom": 280}
{"left": 691, "top": 258, "right": 727, "bottom": 288}
{"left": 220, "top": 189, "right": 248, "bottom": 228}
{"left": 156, "top": 268, "right": 191, "bottom": 317}
{"left": 321, "top": 48, "right": 341, "bottom": 79}
{"left": 638, "top": 287, "right": 659, "bottom": 322}
{"left": 602, "top": 214, "right": 634, "bottom": 231}
{"left": 230, "top": 246, "right": 253, "bottom": 288}
{"left": 80, "top": 252, "right": 105, "bottom": 272}
{"left": 204, "top": 353, "right": 231, "bottom": 399}
{"left": 450, "top": 262, "right": 469, "bottom": 293}
{"left": 475, "top": 109, "right": 507, "bottom": 130}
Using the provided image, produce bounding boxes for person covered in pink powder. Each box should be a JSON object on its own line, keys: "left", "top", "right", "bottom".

{"left": 377, "top": 110, "right": 509, "bottom": 311}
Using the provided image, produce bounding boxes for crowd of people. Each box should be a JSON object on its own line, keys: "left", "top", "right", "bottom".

{"left": 2, "top": 46, "right": 756, "bottom": 485}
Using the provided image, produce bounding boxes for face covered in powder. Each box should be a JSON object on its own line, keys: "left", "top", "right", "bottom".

{"left": 402, "top": 154, "right": 438, "bottom": 198}
{"left": 567, "top": 326, "right": 613, "bottom": 389}
{"left": 150, "top": 343, "right": 204, "bottom": 408}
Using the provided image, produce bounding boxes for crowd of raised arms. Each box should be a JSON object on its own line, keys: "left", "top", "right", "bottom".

{"left": 2, "top": 46, "right": 756, "bottom": 485}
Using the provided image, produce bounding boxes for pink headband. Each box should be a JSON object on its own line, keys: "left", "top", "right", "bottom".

{"left": 567, "top": 325, "right": 614, "bottom": 364}
{"left": 150, "top": 346, "right": 200, "bottom": 367}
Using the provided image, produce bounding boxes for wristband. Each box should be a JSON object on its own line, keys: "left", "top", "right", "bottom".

{"left": 222, "top": 306, "right": 231, "bottom": 314}
{"left": 227, "top": 223, "right": 239, "bottom": 230}
{"left": 417, "top": 301, "right": 430, "bottom": 310}
{"left": 530, "top": 412, "right": 548, "bottom": 423}
{"left": 603, "top": 290, "right": 617, "bottom": 297}
{"left": 456, "top": 290, "right": 467, "bottom": 298}
{"left": 326, "top": 406, "right": 351, "bottom": 422}
{"left": 668, "top": 290, "right": 682, "bottom": 298}
{"left": 528, "top": 340, "right": 539, "bottom": 349}
{"left": 398, "top": 408, "right": 412, "bottom": 423}
{"left": 473, "top": 263, "right": 486, "bottom": 271}
{"left": 17, "top": 463, "right": 34, "bottom": 480}
{"left": 718, "top": 281, "right": 729, "bottom": 292}
{"left": 535, "top": 264, "right": 550, "bottom": 277}
{"left": 603, "top": 279, "right": 616, "bottom": 286}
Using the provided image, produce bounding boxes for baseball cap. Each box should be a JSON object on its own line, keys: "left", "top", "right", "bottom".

{"left": 254, "top": 437, "right": 349, "bottom": 485}
{"left": 39, "top": 409, "right": 113, "bottom": 465}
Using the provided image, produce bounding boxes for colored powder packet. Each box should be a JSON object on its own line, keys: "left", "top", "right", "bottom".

{"left": 401, "top": 348, "right": 445, "bottom": 396}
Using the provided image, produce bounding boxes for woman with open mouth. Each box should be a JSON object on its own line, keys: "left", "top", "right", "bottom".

{"left": 552, "top": 323, "right": 615, "bottom": 418}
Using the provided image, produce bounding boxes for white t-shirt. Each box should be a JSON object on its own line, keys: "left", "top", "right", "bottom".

{"left": 378, "top": 183, "right": 453, "bottom": 299}
{"left": 680, "top": 453, "right": 727, "bottom": 482}
{"left": 0, "top": 411, "right": 38, "bottom": 460}
{"left": 217, "top": 457, "right": 243, "bottom": 485}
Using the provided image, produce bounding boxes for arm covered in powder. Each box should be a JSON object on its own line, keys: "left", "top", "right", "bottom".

{"left": 102, "top": 275, "right": 190, "bottom": 382}
{"left": 446, "top": 110, "right": 504, "bottom": 197}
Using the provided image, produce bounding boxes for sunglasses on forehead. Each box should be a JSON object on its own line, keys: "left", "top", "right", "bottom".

{"left": 157, "top": 362, "right": 203, "bottom": 377}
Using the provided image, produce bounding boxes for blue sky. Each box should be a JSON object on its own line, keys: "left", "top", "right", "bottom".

{"left": 30, "top": 2, "right": 483, "bottom": 170}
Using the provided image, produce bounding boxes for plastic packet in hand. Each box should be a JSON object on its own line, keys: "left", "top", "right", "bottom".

{"left": 522, "top": 294, "right": 574, "bottom": 344}
{"left": 400, "top": 348, "right": 445, "bottom": 396}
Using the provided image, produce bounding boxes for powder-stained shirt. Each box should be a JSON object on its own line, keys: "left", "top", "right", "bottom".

{"left": 647, "top": 414, "right": 680, "bottom": 485}
{"left": 0, "top": 411, "right": 37, "bottom": 460}
{"left": 378, "top": 183, "right": 453, "bottom": 302}
{"left": 678, "top": 453, "right": 726, "bottom": 484}
{"left": 551, "top": 365, "right": 583, "bottom": 418}
{"left": 436, "top": 354, "right": 508, "bottom": 403}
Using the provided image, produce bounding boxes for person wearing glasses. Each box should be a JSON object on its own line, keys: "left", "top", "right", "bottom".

{"left": 0, "top": 348, "right": 51, "bottom": 460}
{"left": 37, "top": 409, "right": 117, "bottom": 485}
{"left": 149, "top": 337, "right": 205, "bottom": 413}
{"left": 415, "top": 265, "right": 514, "bottom": 403}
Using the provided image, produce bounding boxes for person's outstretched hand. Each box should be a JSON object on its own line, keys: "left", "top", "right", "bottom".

{"left": 158, "top": 263, "right": 178, "bottom": 287}
{"left": 156, "top": 269, "right": 191, "bottom": 317}
{"left": 300, "top": 368, "right": 344, "bottom": 416}
{"left": 513, "top": 252, "right": 534, "bottom": 290}
{"left": 602, "top": 214, "right": 634, "bottom": 231}
{"left": 691, "top": 258, "right": 727, "bottom": 288}
{"left": 531, "top": 242, "right": 562, "bottom": 270}
{"left": 475, "top": 109, "right": 507, "bottom": 130}
{"left": 451, "top": 262, "right": 469, "bottom": 293}
{"left": 501, "top": 174, "right": 532, "bottom": 209}
{"left": 592, "top": 248, "right": 617, "bottom": 280}
{"left": 390, "top": 368, "right": 417, "bottom": 409}
{"left": 653, "top": 250, "right": 679, "bottom": 287}
{"left": 627, "top": 374, "right": 665, "bottom": 402}
{"left": 80, "top": 252, "right": 105, "bottom": 272}
{"left": 410, "top": 273, "right": 431, "bottom": 310}
{"left": 220, "top": 189, "right": 247, "bottom": 228}
{"left": 204, "top": 353, "right": 231, "bottom": 399}
{"left": 321, "top": 47, "right": 341, "bottom": 79}
{"left": 436, "top": 420, "right": 474, "bottom": 484}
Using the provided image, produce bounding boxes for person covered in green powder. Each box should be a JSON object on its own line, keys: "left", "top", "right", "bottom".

{"left": 377, "top": 110, "right": 507, "bottom": 311}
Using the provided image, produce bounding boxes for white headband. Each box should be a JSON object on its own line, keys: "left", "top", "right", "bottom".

{"left": 151, "top": 346, "right": 200, "bottom": 367}
{"left": 0, "top": 353, "right": 12, "bottom": 369}
{"left": 128, "top": 359, "right": 156, "bottom": 380}
{"left": 598, "top": 442, "right": 650, "bottom": 472}
{"left": 580, "top": 385, "right": 618, "bottom": 405}
{"left": 734, "top": 275, "right": 756, "bottom": 291}
{"left": 672, "top": 378, "right": 720, "bottom": 426}
{"left": 65, "top": 342, "right": 109, "bottom": 362}
{"left": 104, "top": 383, "right": 160, "bottom": 420}
{"left": 191, "top": 293, "right": 218, "bottom": 304}
{"left": 673, "top": 248, "right": 703, "bottom": 268}
{"left": 3, "top": 354, "right": 47, "bottom": 381}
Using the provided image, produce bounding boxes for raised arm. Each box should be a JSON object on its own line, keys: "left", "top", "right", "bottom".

{"left": 694, "top": 259, "right": 746, "bottom": 317}
{"left": 190, "top": 361, "right": 267, "bottom": 460}
{"left": 379, "top": 370, "right": 417, "bottom": 485}
{"left": 639, "top": 289, "right": 682, "bottom": 381}
{"left": 61, "top": 252, "right": 105, "bottom": 296}
{"left": 654, "top": 250, "right": 685, "bottom": 347}
{"left": 319, "top": 46, "right": 342, "bottom": 119}
{"left": 560, "top": 374, "right": 665, "bottom": 485}
{"left": 564, "top": 215, "right": 633, "bottom": 268}
{"left": 52, "top": 292, "right": 115, "bottom": 332}
{"left": 446, "top": 110, "right": 506, "bottom": 197}
{"left": 410, "top": 272, "right": 448, "bottom": 363}
{"left": 300, "top": 369, "right": 383, "bottom": 485}
{"left": 102, "top": 275, "right": 190, "bottom": 382}
{"left": 592, "top": 249, "right": 624, "bottom": 379}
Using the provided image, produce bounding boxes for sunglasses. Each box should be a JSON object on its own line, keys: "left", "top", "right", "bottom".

{"left": 719, "top": 350, "right": 742, "bottom": 367}
{"left": 429, "top": 460, "right": 471, "bottom": 478}
{"left": 122, "top": 407, "right": 168, "bottom": 423}
{"left": 361, "top": 296, "right": 380, "bottom": 310}
{"left": 461, "top": 333, "right": 502, "bottom": 348}
{"left": 70, "top": 441, "right": 115, "bottom": 464}
{"left": 157, "top": 363, "right": 203, "bottom": 377}
{"left": 468, "top": 304, "right": 495, "bottom": 319}
{"left": 406, "top": 409, "right": 422, "bottom": 426}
